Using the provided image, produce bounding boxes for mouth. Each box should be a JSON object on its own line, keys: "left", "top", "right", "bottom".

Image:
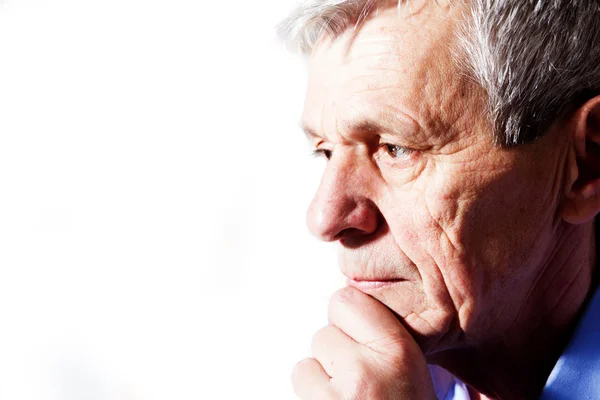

{"left": 346, "top": 277, "right": 405, "bottom": 291}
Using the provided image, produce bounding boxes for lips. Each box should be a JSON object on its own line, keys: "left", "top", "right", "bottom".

{"left": 346, "top": 277, "right": 404, "bottom": 291}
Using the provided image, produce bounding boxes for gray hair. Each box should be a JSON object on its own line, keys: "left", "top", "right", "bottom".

{"left": 278, "top": 0, "right": 600, "bottom": 146}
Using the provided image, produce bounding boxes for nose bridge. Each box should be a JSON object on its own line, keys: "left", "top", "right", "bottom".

{"left": 317, "top": 155, "right": 355, "bottom": 212}
{"left": 307, "top": 150, "right": 379, "bottom": 241}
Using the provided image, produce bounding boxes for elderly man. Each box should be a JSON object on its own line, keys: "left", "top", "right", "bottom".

{"left": 278, "top": 0, "right": 600, "bottom": 399}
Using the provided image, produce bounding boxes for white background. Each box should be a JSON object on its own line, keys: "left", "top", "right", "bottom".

{"left": 0, "top": 0, "right": 342, "bottom": 398}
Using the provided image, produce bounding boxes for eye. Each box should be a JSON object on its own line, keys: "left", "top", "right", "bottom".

{"left": 312, "top": 148, "right": 332, "bottom": 160}
{"left": 380, "top": 143, "right": 413, "bottom": 159}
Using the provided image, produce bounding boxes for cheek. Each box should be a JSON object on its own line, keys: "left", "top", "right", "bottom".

{"left": 378, "top": 164, "right": 518, "bottom": 328}
{"left": 374, "top": 151, "right": 558, "bottom": 341}
{"left": 457, "top": 177, "right": 554, "bottom": 281}
{"left": 381, "top": 184, "right": 467, "bottom": 275}
{"left": 380, "top": 187, "right": 470, "bottom": 314}
{"left": 428, "top": 159, "right": 558, "bottom": 301}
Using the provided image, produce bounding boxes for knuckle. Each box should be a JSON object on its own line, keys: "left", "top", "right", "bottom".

{"left": 311, "top": 324, "right": 334, "bottom": 343}
{"left": 310, "top": 324, "right": 336, "bottom": 356}
{"left": 291, "top": 358, "right": 312, "bottom": 383}
{"left": 330, "top": 287, "right": 355, "bottom": 305}
{"left": 311, "top": 325, "right": 327, "bottom": 342}
{"left": 328, "top": 287, "right": 355, "bottom": 315}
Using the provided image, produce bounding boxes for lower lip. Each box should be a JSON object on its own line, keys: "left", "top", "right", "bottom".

{"left": 346, "top": 278, "right": 404, "bottom": 291}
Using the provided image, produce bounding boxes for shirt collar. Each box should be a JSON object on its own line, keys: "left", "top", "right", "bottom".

{"left": 540, "top": 285, "right": 600, "bottom": 398}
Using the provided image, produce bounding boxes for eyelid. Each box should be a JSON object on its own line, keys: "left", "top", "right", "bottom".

{"left": 378, "top": 142, "right": 414, "bottom": 156}
{"left": 375, "top": 141, "right": 419, "bottom": 167}
{"left": 378, "top": 132, "right": 434, "bottom": 152}
{"left": 380, "top": 143, "right": 413, "bottom": 153}
{"left": 311, "top": 148, "right": 331, "bottom": 159}
{"left": 312, "top": 141, "right": 333, "bottom": 160}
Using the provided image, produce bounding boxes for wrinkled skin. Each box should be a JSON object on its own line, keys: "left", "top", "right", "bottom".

{"left": 293, "top": 2, "right": 597, "bottom": 399}
{"left": 304, "top": 4, "right": 567, "bottom": 354}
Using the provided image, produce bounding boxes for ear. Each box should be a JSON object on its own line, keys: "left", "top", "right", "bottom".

{"left": 561, "top": 96, "right": 600, "bottom": 224}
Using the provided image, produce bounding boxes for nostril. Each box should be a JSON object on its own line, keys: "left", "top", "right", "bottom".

{"left": 339, "top": 215, "right": 387, "bottom": 249}
{"left": 306, "top": 189, "right": 356, "bottom": 241}
{"left": 306, "top": 161, "right": 381, "bottom": 242}
{"left": 347, "top": 200, "right": 380, "bottom": 233}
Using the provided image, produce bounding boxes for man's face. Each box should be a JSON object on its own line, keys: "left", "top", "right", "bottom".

{"left": 302, "top": 4, "right": 569, "bottom": 355}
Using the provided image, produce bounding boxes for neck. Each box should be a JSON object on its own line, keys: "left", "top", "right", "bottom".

{"left": 435, "top": 222, "right": 597, "bottom": 400}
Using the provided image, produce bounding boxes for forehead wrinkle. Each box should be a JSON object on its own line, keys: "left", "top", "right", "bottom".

{"left": 350, "top": 99, "right": 422, "bottom": 133}
{"left": 345, "top": 37, "right": 403, "bottom": 65}
{"left": 365, "top": 48, "right": 475, "bottom": 147}
{"left": 340, "top": 56, "right": 444, "bottom": 145}
{"left": 345, "top": 80, "right": 431, "bottom": 144}
{"left": 306, "top": 2, "right": 475, "bottom": 149}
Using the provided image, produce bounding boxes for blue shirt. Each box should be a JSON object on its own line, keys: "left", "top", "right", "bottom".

{"left": 430, "top": 286, "right": 600, "bottom": 399}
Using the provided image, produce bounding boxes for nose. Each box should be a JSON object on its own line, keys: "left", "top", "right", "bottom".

{"left": 306, "top": 153, "right": 381, "bottom": 242}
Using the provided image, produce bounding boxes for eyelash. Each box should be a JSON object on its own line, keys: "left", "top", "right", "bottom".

{"left": 311, "top": 144, "right": 413, "bottom": 161}
{"left": 311, "top": 148, "right": 332, "bottom": 160}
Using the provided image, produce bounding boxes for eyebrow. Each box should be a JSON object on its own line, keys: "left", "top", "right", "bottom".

{"left": 300, "top": 119, "right": 397, "bottom": 140}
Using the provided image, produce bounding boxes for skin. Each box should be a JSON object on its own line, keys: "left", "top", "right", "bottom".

{"left": 291, "top": 3, "right": 600, "bottom": 400}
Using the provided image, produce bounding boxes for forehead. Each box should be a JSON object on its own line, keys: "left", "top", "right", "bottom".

{"left": 303, "top": 4, "right": 475, "bottom": 142}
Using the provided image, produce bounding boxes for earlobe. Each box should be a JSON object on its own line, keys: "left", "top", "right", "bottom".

{"left": 561, "top": 97, "right": 600, "bottom": 225}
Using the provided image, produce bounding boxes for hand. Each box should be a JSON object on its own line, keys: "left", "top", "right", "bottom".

{"left": 291, "top": 286, "right": 436, "bottom": 399}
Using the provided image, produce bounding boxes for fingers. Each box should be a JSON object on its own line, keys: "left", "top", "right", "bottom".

{"left": 311, "top": 324, "right": 359, "bottom": 377}
{"left": 292, "top": 287, "right": 435, "bottom": 399}
{"left": 327, "top": 286, "right": 413, "bottom": 355}
{"left": 291, "top": 358, "right": 334, "bottom": 399}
